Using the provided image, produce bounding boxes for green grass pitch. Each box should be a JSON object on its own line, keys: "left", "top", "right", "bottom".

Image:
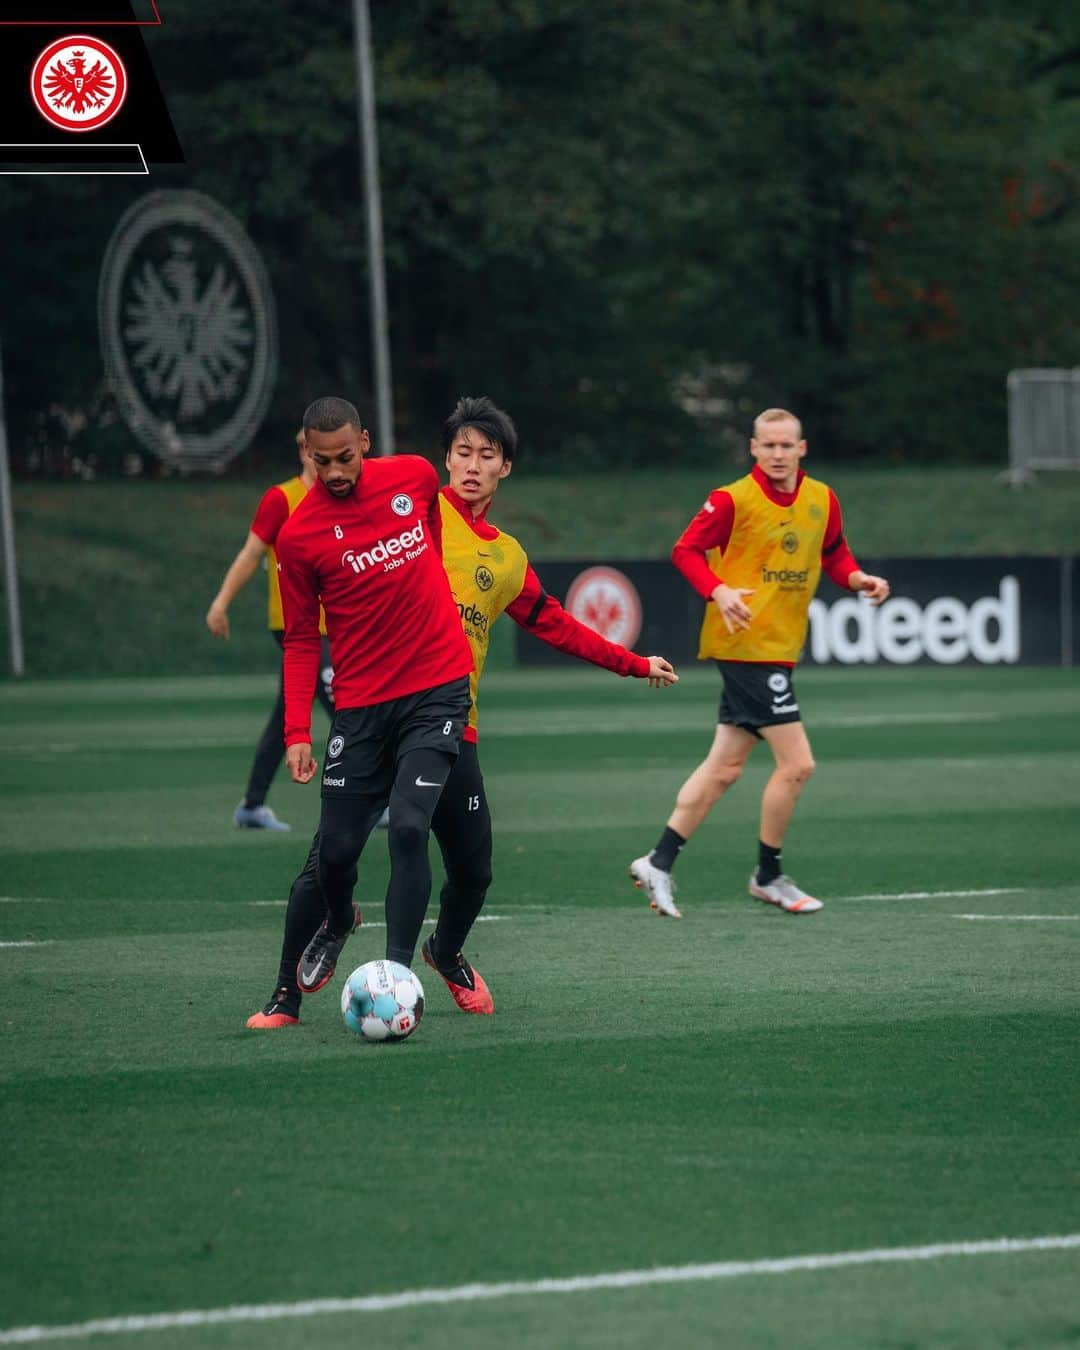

{"left": 1, "top": 665, "right": 1079, "bottom": 1348}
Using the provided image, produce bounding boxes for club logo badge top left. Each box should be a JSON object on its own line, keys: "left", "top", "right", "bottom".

{"left": 327, "top": 735, "right": 345, "bottom": 760}
{"left": 31, "top": 35, "right": 128, "bottom": 133}
{"left": 391, "top": 494, "right": 414, "bottom": 517}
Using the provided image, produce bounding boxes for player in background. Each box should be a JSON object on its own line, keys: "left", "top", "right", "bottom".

{"left": 246, "top": 396, "right": 474, "bottom": 1028}
{"left": 206, "top": 429, "right": 334, "bottom": 831}
{"left": 247, "top": 396, "right": 677, "bottom": 1028}
{"left": 629, "top": 408, "right": 889, "bottom": 917}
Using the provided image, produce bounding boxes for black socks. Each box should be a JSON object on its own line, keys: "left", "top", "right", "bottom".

{"left": 650, "top": 827, "right": 686, "bottom": 873}
{"left": 756, "top": 840, "right": 782, "bottom": 885}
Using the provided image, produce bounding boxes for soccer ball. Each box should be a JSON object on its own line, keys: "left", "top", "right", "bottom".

{"left": 340, "top": 960, "right": 424, "bottom": 1042}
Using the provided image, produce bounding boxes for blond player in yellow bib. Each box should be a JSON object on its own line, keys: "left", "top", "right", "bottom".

{"left": 630, "top": 409, "right": 889, "bottom": 917}
{"left": 206, "top": 430, "right": 334, "bottom": 831}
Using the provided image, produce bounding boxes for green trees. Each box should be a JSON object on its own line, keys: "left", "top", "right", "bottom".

{"left": 2, "top": 0, "right": 1076, "bottom": 471}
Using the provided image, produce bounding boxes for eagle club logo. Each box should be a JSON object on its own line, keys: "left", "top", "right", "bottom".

{"left": 565, "top": 566, "right": 643, "bottom": 648}
{"left": 99, "top": 191, "right": 278, "bottom": 472}
{"left": 390, "top": 493, "right": 413, "bottom": 517}
{"left": 31, "top": 36, "right": 128, "bottom": 133}
{"left": 327, "top": 735, "right": 345, "bottom": 759}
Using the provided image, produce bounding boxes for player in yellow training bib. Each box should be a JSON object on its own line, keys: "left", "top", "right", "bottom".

{"left": 629, "top": 408, "right": 889, "bottom": 918}
{"left": 245, "top": 397, "right": 678, "bottom": 1030}
{"left": 206, "top": 429, "right": 334, "bottom": 831}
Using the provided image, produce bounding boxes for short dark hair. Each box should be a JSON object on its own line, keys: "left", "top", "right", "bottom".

{"left": 441, "top": 396, "right": 518, "bottom": 462}
{"left": 303, "top": 396, "right": 363, "bottom": 435}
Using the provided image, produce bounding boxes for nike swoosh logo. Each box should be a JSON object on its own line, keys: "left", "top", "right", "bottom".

{"left": 477, "top": 552, "right": 490, "bottom": 557}
{"left": 415, "top": 777, "right": 443, "bottom": 788}
{"left": 325, "top": 761, "right": 342, "bottom": 770}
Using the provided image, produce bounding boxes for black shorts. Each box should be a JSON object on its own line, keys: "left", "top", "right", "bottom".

{"left": 320, "top": 676, "right": 470, "bottom": 799}
{"left": 717, "top": 662, "right": 801, "bottom": 737}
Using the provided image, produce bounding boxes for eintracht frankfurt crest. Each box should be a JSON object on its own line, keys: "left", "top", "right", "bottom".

{"left": 98, "top": 191, "right": 278, "bottom": 471}
{"left": 565, "top": 566, "right": 643, "bottom": 648}
{"left": 31, "top": 35, "right": 127, "bottom": 133}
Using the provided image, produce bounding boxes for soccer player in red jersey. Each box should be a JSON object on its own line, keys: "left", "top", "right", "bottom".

{"left": 247, "top": 396, "right": 677, "bottom": 1028}
{"left": 206, "top": 430, "right": 334, "bottom": 832}
{"left": 629, "top": 408, "right": 889, "bottom": 917}
{"left": 246, "top": 396, "right": 473, "bottom": 1026}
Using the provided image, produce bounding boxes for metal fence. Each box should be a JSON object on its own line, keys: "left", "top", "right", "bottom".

{"left": 1006, "top": 368, "right": 1080, "bottom": 483}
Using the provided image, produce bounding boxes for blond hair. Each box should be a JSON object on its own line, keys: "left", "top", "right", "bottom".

{"left": 753, "top": 407, "right": 802, "bottom": 439}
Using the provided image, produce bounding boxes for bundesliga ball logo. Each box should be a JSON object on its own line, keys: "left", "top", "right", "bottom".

{"left": 31, "top": 36, "right": 128, "bottom": 133}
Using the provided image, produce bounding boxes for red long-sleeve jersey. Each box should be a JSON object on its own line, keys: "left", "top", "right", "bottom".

{"left": 438, "top": 486, "right": 650, "bottom": 742}
{"left": 276, "top": 457, "right": 473, "bottom": 746}
{"left": 672, "top": 465, "right": 860, "bottom": 599}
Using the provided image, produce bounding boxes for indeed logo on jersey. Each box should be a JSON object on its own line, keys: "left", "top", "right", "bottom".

{"left": 762, "top": 566, "right": 809, "bottom": 585}
{"left": 457, "top": 601, "right": 489, "bottom": 636}
{"left": 341, "top": 522, "right": 427, "bottom": 576}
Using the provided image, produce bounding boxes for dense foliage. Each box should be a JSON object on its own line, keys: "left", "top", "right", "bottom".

{"left": 3, "top": 0, "right": 1078, "bottom": 473}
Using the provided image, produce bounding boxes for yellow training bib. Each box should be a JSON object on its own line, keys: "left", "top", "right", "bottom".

{"left": 698, "top": 474, "right": 830, "bottom": 663}
{"left": 267, "top": 477, "right": 326, "bottom": 636}
{"left": 439, "top": 496, "right": 528, "bottom": 737}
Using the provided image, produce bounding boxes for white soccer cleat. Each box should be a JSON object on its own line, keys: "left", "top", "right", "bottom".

{"left": 749, "top": 873, "right": 823, "bottom": 914}
{"left": 629, "top": 855, "right": 682, "bottom": 918}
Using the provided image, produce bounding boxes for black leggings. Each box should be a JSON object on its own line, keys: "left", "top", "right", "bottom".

{"left": 430, "top": 740, "right": 492, "bottom": 961}
{"left": 244, "top": 631, "right": 334, "bottom": 807}
{"left": 274, "top": 741, "right": 493, "bottom": 993}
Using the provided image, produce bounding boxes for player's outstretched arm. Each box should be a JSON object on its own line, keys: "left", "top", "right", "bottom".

{"left": 710, "top": 582, "right": 754, "bottom": 633}
{"left": 286, "top": 742, "right": 317, "bottom": 784}
{"left": 643, "top": 656, "right": 678, "bottom": 688}
{"left": 206, "top": 531, "right": 268, "bottom": 639}
{"left": 506, "top": 565, "right": 649, "bottom": 678}
{"left": 849, "top": 571, "right": 890, "bottom": 606}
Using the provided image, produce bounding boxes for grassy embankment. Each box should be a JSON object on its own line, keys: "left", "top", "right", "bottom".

{"left": 3, "top": 465, "right": 1078, "bottom": 677}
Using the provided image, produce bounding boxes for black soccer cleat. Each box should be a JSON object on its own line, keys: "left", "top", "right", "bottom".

{"left": 296, "top": 902, "right": 362, "bottom": 994}
{"left": 246, "top": 986, "right": 300, "bottom": 1029}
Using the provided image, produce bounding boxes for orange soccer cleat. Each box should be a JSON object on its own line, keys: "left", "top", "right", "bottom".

{"left": 246, "top": 986, "right": 300, "bottom": 1029}
{"left": 421, "top": 936, "right": 494, "bottom": 1015}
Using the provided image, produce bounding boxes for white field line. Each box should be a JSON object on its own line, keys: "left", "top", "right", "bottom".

{"left": 247, "top": 906, "right": 509, "bottom": 928}
{"left": 842, "top": 888, "right": 1026, "bottom": 902}
{"left": 0, "top": 1234, "right": 1077, "bottom": 1345}
{"left": 251, "top": 890, "right": 1028, "bottom": 909}
{"left": 0, "top": 710, "right": 1004, "bottom": 754}
{"left": 953, "top": 914, "right": 1079, "bottom": 922}
{"left": 0, "top": 941, "right": 49, "bottom": 948}
{"left": 813, "top": 711, "right": 1001, "bottom": 728}
{"left": 0, "top": 892, "right": 1034, "bottom": 909}
{"left": 481, "top": 710, "right": 1003, "bottom": 738}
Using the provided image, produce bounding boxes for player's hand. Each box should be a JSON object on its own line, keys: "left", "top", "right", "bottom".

{"left": 644, "top": 656, "right": 678, "bottom": 688}
{"left": 711, "top": 583, "right": 754, "bottom": 633}
{"left": 205, "top": 603, "right": 230, "bottom": 640}
{"left": 856, "top": 573, "right": 890, "bottom": 607}
{"left": 286, "top": 743, "right": 318, "bottom": 784}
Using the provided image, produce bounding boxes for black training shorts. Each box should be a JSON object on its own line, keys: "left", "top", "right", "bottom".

{"left": 320, "top": 676, "right": 470, "bottom": 799}
{"left": 716, "top": 661, "right": 802, "bottom": 737}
